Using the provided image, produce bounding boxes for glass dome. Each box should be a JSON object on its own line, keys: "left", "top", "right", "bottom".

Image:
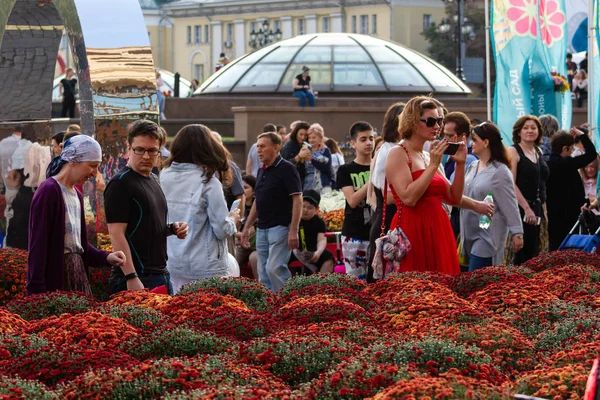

{"left": 196, "top": 33, "right": 471, "bottom": 95}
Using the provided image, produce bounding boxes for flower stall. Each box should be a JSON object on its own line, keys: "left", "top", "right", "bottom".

{"left": 1, "top": 249, "right": 600, "bottom": 398}
{"left": 318, "top": 190, "right": 346, "bottom": 233}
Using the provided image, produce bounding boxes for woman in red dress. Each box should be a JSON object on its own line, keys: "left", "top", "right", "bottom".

{"left": 385, "top": 96, "right": 467, "bottom": 275}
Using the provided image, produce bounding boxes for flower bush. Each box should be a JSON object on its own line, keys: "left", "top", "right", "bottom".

{"left": 177, "top": 277, "right": 276, "bottom": 312}
{"left": 88, "top": 267, "right": 112, "bottom": 301}
{"left": 0, "top": 248, "right": 28, "bottom": 305}
{"left": 293, "top": 358, "right": 406, "bottom": 399}
{"left": 25, "top": 312, "right": 140, "bottom": 349}
{"left": 368, "top": 371, "right": 511, "bottom": 399}
{"left": 468, "top": 280, "right": 560, "bottom": 315}
{"left": 0, "top": 375, "right": 57, "bottom": 399}
{"left": 98, "top": 303, "right": 168, "bottom": 330}
{"left": 107, "top": 289, "right": 172, "bottom": 309}
{"left": 120, "top": 323, "right": 238, "bottom": 360}
{"left": 60, "top": 355, "right": 291, "bottom": 399}
{"left": 0, "top": 333, "right": 49, "bottom": 360}
{"left": 0, "top": 308, "right": 26, "bottom": 337}
{"left": 521, "top": 250, "right": 600, "bottom": 272}
{"left": 451, "top": 265, "right": 533, "bottom": 298}
{"left": 159, "top": 292, "right": 272, "bottom": 340}
{"left": 366, "top": 338, "right": 504, "bottom": 385}
{"left": 0, "top": 344, "right": 139, "bottom": 387}
{"left": 280, "top": 274, "right": 366, "bottom": 296}
{"left": 278, "top": 284, "right": 378, "bottom": 310}
{"left": 6, "top": 291, "right": 99, "bottom": 321}
{"left": 512, "top": 364, "right": 589, "bottom": 399}
{"left": 272, "top": 295, "right": 369, "bottom": 327}
{"left": 241, "top": 332, "right": 357, "bottom": 385}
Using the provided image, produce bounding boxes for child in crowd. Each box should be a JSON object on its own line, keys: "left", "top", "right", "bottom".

{"left": 290, "top": 189, "right": 335, "bottom": 274}
{"left": 336, "top": 122, "right": 374, "bottom": 279}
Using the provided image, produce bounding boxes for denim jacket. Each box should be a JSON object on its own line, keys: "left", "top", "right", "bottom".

{"left": 160, "top": 163, "right": 236, "bottom": 279}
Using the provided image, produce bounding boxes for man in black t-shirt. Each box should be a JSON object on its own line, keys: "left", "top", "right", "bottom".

{"left": 105, "top": 120, "right": 188, "bottom": 295}
{"left": 336, "top": 121, "right": 374, "bottom": 280}
{"left": 60, "top": 68, "right": 77, "bottom": 118}
{"left": 290, "top": 190, "right": 335, "bottom": 274}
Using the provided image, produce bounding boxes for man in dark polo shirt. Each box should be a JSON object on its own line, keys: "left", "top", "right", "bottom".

{"left": 241, "top": 132, "right": 302, "bottom": 292}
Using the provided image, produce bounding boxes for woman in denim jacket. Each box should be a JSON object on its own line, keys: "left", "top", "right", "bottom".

{"left": 160, "top": 124, "right": 240, "bottom": 293}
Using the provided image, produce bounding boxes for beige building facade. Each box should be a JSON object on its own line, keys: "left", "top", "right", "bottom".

{"left": 142, "top": 0, "right": 446, "bottom": 83}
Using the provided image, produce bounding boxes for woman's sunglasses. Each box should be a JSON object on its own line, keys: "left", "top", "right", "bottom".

{"left": 420, "top": 117, "right": 443, "bottom": 128}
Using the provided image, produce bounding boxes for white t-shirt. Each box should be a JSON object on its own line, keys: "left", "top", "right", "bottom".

{"left": 54, "top": 178, "right": 83, "bottom": 254}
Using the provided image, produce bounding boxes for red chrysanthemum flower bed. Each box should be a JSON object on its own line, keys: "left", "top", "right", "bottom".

{"left": 451, "top": 265, "right": 533, "bottom": 298}
{"left": 521, "top": 250, "right": 600, "bottom": 272}
{"left": 512, "top": 364, "right": 589, "bottom": 399}
{"left": 468, "top": 280, "right": 560, "bottom": 315}
{"left": 0, "top": 344, "right": 139, "bottom": 387}
{"left": 277, "top": 284, "right": 378, "bottom": 310}
{"left": 0, "top": 308, "right": 26, "bottom": 334}
{"left": 159, "top": 292, "right": 272, "bottom": 340}
{"left": 272, "top": 295, "right": 369, "bottom": 327}
{"left": 25, "top": 311, "right": 140, "bottom": 349}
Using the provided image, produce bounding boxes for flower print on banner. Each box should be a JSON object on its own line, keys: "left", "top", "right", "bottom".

{"left": 539, "top": 0, "right": 565, "bottom": 46}
{"left": 507, "top": 0, "right": 539, "bottom": 37}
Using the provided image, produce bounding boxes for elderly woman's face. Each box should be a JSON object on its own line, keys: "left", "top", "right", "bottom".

{"left": 73, "top": 161, "right": 100, "bottom": 185}
{"left": 308, "top": 131, "right": 322, "bottom": 148}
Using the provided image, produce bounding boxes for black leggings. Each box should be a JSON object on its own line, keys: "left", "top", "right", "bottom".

{"left": 513, "top": 207, "right": 540, "bottom": 265}
{"left": 61, "top": 96, "right": 76, "bottom": 118}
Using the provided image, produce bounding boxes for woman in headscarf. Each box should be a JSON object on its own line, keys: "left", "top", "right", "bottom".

{"left": 27, "top": 135, "right": 126, "bottom": 296}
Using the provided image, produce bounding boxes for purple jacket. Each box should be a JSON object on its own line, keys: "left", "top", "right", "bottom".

{"left": 26, "top": 178, "right": 109, "bottom": 295}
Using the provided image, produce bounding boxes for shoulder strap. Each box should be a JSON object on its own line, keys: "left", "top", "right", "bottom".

{"left": 514, "top": 143, "right": 525, "bottom": 157}
{"left": 380, "top": 144, "right": 411, "bottom": 237}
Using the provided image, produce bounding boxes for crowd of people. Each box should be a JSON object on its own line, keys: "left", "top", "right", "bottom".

{"left": 9, "top": 93, "right": 598, "bottom": 296}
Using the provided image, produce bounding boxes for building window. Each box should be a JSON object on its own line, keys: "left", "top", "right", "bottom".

{"left": 250, "top": 21, "right": 257, "bottom": 33}
{"left": 274, "top": 20, "right": 281, "bottom": 32}
{"left": 194, "top": 64, "right": 204, "bottom": 82}
{"left": 423, "top": 14, "right": 433, "bottom": 31}
{"left": 360, "top": 15, "right": 368, "bottom": 34}
{"left": 204, "top": 25, "right": 209, "bottom": 43}
{"left": 372, "top": 15, "right": 377, "bottom": 34}
{"left": 298, "top": 19, "right": 305, "bottom": 35}
{"left": 322, "top": 17, "right": 330, "bottom": 33}
{"left": 186, "top": 26, "right": 192, "bottom": 45}
{"left": 194, "top": 25, "right": 201, "bottom": 44}
{"left": 351, "top": 16, "right": 357, "bottom": 33}
{"left": 227, "top": 23, "right": 234, "bottom": 42}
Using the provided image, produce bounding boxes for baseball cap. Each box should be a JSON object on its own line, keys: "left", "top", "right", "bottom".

{"left": 303, "top": 189, "right": 320, "bottom": 207}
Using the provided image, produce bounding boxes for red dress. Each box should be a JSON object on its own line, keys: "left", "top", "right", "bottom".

{"left": 390, "top": 170, "right": 460, "bottom": 275}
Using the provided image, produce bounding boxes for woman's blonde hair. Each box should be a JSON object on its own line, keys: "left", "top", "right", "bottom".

{"left": 398, "top": 96, "right": 439, "bottom": 139}
{"left": 307, "top": 123, "right": 324, "bottom": 138}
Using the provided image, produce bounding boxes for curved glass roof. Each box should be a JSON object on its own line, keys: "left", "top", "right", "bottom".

{"left": 197, "top": 33, "right": 471, "bottom": 95}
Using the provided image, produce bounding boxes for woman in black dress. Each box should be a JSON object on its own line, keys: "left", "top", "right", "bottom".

{"left": 507, "top": 115, "right": 550, "bottom": 264}
{"left": 292, "top": 66, "right": 316, "bottom": 107}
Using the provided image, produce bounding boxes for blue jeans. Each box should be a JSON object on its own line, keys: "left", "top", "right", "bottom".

{"left": 293, "top": 91, "right": 316, "bottom": 107}
{"left": 468, "top": 254, "right": 493, "bottom": 272}
{"left": 109, "top": 271, "right": 174, "bottom": 295}
{"left": 256, "top": 226, "right": 292, "bottom": 292}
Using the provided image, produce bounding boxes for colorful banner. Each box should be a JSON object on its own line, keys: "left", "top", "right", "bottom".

{"left": 565, "top": 0, "right": 588, "bottom": 53}
{"left": 594, "top": 0, "right": 600, "bottom": 145}
{"left": 492, "top": 0, "right": 539, "bottom": 142}
{"left": 536, "top": 0, "right": 572, "bottom": 129}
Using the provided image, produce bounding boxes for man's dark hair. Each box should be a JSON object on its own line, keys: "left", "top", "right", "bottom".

{"left": 276, "top": 125, "right": 285, "bottom": 132}
{"left": 52, "top": 131, "right": 65, "bottom": 144}
{"left": 551, "top": 131, "right": 574, "bottom": 154}
{"left": 567, "top": 53, "right": 572, "bottom": 59}
{"left": 220, "top": 52, "right": 226, "bottom": 58}
{"left": 349, "top": 121, "right": 373, "bottom": 140}
{"left": 257, "top": 132, "right": 282, "bottom": 146}
{"left": 12, "top": 124, "right": 24, "bottom": 133}
{"left": 263, "top": 123, "right": 277, "bottom": 133}
{"left": 127, "top": 119, "right": 163, "bottom": 145}
{"left": 444, "top": 111, "right": 472, "bottom": 138}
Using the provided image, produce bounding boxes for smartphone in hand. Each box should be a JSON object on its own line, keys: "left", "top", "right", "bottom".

{"left": 443, "top": 142, "right": 461, "bottom": 155}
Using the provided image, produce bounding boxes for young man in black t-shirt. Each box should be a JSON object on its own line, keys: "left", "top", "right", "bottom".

{"left": 105, "top": 120, "right": 188, "bottom": 295}
{"left": 290, "top": 190, "right": 335, "bottom": 274}
{"left": 336, "top": 122, "right": 374, "bottom": 280}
